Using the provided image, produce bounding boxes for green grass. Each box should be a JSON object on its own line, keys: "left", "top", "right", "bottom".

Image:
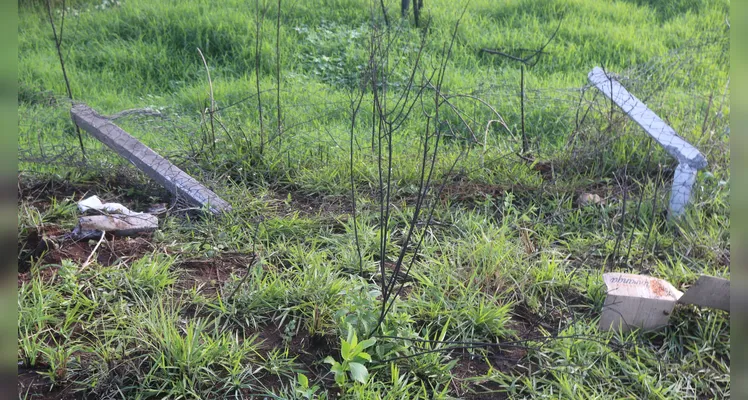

{"left": 18, "top": 0, "right": 729, "bottom": 398}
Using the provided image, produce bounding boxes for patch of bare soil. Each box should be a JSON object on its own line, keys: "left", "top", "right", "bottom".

{"left": 248, "top": 320, "right": 340, "bottom": 398}
{"left": 289, "top": 330, "right": 340, "bottom": 397}
{"left": 449, "top": 301, "right": 577, "bottom": 399}
{"left": 17, "top": 368, "right": 77, "bottom": 400}
{"left": 18, "top": 172, "right": 168, "bottom": 276}
{"left": 175, "top": 253, "right": 257, "bottom": 296}
{"left": 438, "top": 180, "right": 507, "bottom": 204}
{"left": 18, "top": 226, "right": 156, "bottom": 284}
{"left": 269, "top": 183, "right": 352, "bottom": 217}
{"left": 718, "top": 248, "right": 730, "bottom": 267}
{"left": 452, "top": 355, "right": 510, "bottom": 400}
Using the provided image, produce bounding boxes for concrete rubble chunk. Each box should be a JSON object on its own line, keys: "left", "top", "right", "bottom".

{"left": 72, "top": 195, "right": 159, "bottom": 239}
{"left": 75, "top": 214, "right": 159, "bottom": 239}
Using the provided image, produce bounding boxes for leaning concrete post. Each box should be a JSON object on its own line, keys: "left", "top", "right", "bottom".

{"left": 71, "top": 104, "right": 232, "bottom": 215}
{"left": 587, "top": 67, "right": 707, "bottom": 218}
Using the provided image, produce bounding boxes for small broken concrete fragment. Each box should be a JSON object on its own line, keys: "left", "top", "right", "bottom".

{"left": 577, "top": 193, "right": 605, "bottom": 207}
{"left": 73, "top": 195, "right": 159, "bottom": 239}
{"left": 600, "top": 273, "right": 683, "bottom": 332}
{"left": 75, "top": 214, "right": 158, "bottom": 239}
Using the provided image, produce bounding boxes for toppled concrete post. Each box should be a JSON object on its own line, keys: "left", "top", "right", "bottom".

{"left": 71, "top": 104, "right": 232, "bottom": 215}
{"left": 588, "top": 67, "right": 707, "bottom": 218}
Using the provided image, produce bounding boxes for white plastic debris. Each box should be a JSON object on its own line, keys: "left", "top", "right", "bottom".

{"left": 73, "top": 196, "right": 159, "bottom": 239}
{"left": 78, "top": 195, "right": 135, "bottom": 215}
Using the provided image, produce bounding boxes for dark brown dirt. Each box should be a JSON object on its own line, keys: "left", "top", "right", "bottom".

{"left": 269, "top": 183, "right": 352, "bottom": 217}
{"left": 175, "top": 253, "right": 257, "bottom": 296}
{"left": 445, "top": 300, "right": 573, "bottom": 399}
{"left": 439, "top": 180, "right": 507, "bottom": 204}
{"left": 18, "top": 232, "right": 156, "bottom": 283}
{"left": 289, "top": 330, "right": 340, "bottom": 398}
{"left": 718, "top": 248, "right": 730, "bottom": 267}
{"left": 18, "top": 172, "right": 166, "bottom": 275}
{"left": 17, "top": 368, "right": 77, "bottom": 400}
{"left": 453, "top": 355, "right": 510, "bottom": 399}
{"left": 250, "top": 320, "right": 340, "bottom": 399}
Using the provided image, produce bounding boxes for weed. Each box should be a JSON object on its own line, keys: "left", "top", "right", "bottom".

{"left": 324, "top": 325, "right": 377, "bottom": 386}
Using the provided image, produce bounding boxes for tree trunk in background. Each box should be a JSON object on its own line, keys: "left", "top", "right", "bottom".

{"left": 414, "top": 0, "right": 422, "bottom": 27}
{"left": 401, "top": 0, "right": 422, "bottom": 26}
{"left": 401, "top": 0, "right": 410, "bottom": 18}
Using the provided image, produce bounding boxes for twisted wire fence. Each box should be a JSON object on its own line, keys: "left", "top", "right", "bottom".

{"left": 18, "top": 31, "right": 729, "bottom": 268}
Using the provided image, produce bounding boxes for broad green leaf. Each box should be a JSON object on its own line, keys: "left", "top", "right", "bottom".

{"left": 359, "top": 338, "right": 376, "bottom": 349}
{"left": 348, "top": 362, "right": 369, "bottom": 383}
{"left": 354, "top": 351, "right": 371, "bottom": 362}
{"left": 323, "top": 356, "right": 336, "bottom": 365}
{"left": 351, "top": 342, "right": 365, "bottom": 356}
{"left": 297, "top": 373, "right": 309, "bottom": 388}
{"left": 334, "top": 371, "right": 346, "bottom": 386}
{"left": 341, "top": 339, "right": 352, "bottom": 359}
{"left": 331, "top": 363, "right": 345, "bottom": 380}
{"left": 346, "top": 323, "right": 355, "bottom": 343}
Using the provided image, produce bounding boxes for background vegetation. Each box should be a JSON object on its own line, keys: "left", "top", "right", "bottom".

{"left": 18, "top": 0, "right": 729, "bottom": 398}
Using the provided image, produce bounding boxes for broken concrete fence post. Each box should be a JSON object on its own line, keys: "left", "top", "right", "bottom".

{"left": 70, "top": 104, "right": 232, "bottom": 215}
{"left": 587, "top": 67, "right": 707, "bottom": 218}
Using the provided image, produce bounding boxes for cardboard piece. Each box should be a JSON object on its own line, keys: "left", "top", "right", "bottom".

{"left": 678, "top": 275, "right": 730, "bottom": 311}
{"left": 600, "top": 273, "right": 729, "bottom": 332}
